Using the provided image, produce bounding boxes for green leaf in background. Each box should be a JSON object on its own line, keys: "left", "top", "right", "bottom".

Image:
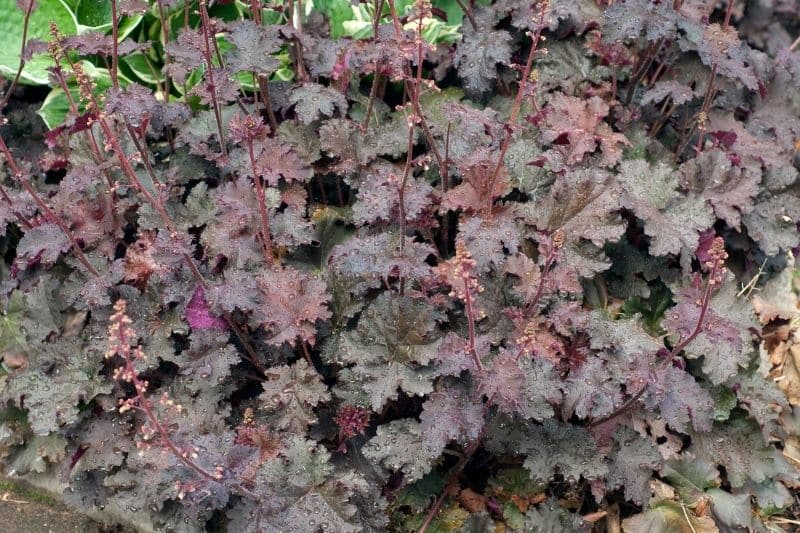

{"left": 0, "top": 292, "right": 27, "bottom": 357}
{"left": 74, "top": 0, "right": 111, "bottom": 30}
{"left": 73, "top": 0, "right": 144, "bottom": 36}
{"left": 314, "top": 0, "right": 353, "bottom": 39}
{"left": 121, "top": 51, "right": 164, "bottom": 85}
{"left": 0, "top": 0, "right": 78, "bottom": 85}
{"left": 314, "top": 0, "right": 461, "bottom": 43}
{"left": 36, "top": 62, "right": 114, "bottom": 128}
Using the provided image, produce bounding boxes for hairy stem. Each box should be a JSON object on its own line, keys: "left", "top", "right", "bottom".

{"left": 110, "top": 0, "right": 120, "bottom": 88}
{"left": 246, "top": 140, "right": 274, "bottom": 265}
{"left": 483, "top": 1, "right": 548, "bottom": 216}
{"left": 198, "top": 0, "right": 228, "bottom": 157}
{"left": 454, "top": 0, "right": 478, "bottom": 32}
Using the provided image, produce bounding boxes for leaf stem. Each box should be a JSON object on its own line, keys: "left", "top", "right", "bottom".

{"left": 418, "top": 416, "right": 490, "bottom": 533}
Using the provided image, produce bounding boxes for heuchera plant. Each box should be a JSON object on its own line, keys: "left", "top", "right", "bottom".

{"left": 0, "top": 0, "right": 799, "bottom": 530}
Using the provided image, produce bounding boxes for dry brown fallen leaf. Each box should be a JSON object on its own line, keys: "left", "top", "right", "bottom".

{"left": 1, "top": 492, "right": 29, "bottom": 504}
{"left": 457, "top": 488, "right": 486, "bottom": 513}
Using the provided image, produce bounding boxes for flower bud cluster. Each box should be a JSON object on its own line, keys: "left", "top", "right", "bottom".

{"left": 705, "top": 236, "right": 728, "bottom": 286}
{"left": 106, "top": 299, "right": 134, "bottom": 360}
{"left": 107, "top": 299, "right": 196, "bottom": 468}
{"left": 438, "top": 240, "right": 484, "bottom": 304}
{"left": 229, "top": 113, "right": 267, "bottom": 144}
{"left": 335, "top": 405, "right": 371, "bottom": 440}
{"left": 516, "top": 319, "right": 539, "bottom": 356}
{"left": 47, "top": 22, "right": 65, "bottom": 62}
{"left": 551, "top": 229, "right": 565, "bottom": 250}
{"left": 72, "top": 63, "right": 99, "bottom": 113}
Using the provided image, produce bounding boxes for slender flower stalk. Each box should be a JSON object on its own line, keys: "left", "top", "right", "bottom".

{"left": 385, "top": 0, "right": 446, "bottom": 178}
{"left": 230, "top": 113, "right": 274, "bottom": 265}
{"left": 198, "top": 0, "right": 228, "bottom": 156}
{"left": 48, "top": 25, "right": 117, "bottom": 192}
{"left": 589, "top": 238, "right": 729, "bottom": 428}
{"left": 107, "top": 300, "right": 223, "bottom": 482}
{"left": 155, "top": 0, "right": 172, "bottom": 102}
{"left": 483, "top": 0, "right": 549, "bottom": 216}
{"left": 107, "top": 301, "right": 268, "bottom": 505}
{"left": 0, "top": 0, "right": 35, "bottom": 112}
{"left": 438, "top": 240, "right": 485, "bottom": 372}
{"left": 69, "top": 64, "right": 265, "bottom": 372}
{"left": 524, "top": 229, "right": 564, "bottom": 316}
{"left": 361, "top": 0, "right": 387, "bottom": 130}
{"left": 110, "top": 0, "right": 120, "bottom": 88}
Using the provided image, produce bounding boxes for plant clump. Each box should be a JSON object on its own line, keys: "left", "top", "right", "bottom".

{"left": 0, "top": 0, "right": 799, "bottom": 531}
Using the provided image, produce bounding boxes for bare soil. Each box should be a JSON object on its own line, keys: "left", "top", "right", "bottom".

{"left": 0, "top": 480, "right": 117, "bottom": 533}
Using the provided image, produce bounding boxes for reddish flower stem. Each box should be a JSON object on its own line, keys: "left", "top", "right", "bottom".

{"left": 483, "top": 0, "right": 548, "bottom": 217}
{"left": 110, "top": 0, "right": 120, "bottom": 88}
{"left": 110, "top": 302, "right": 220, "bottom": 482}
{"left": 454, "top": 0, "right": 477, "bottom": 31}
{"left": 0, "top": 0, "right": 34, "bottom": 112}
{"left": 128, "top": 363, "right": 220, "bottom": 482}
{"left": 385, "top": 0, "right": 446, "bottom": 178}
{"left": 256, "top": 75, "right": 279, "bottom": 133}
{"left": 246, "top": 140, "right": 274, "bottom": 265}
{"left": 198, "top": 0, "right": 228, "bottom": 157}
{"left": 463, "top": 277, "right": 483, "bottom": 372}
{"left": 86, "top": 108, "right": 265, "bottom": 372}
{"left": 723, "top": 0, "right": 735, "bottom": 29}
{"left": 524, "top": 240, "right": 558, "bottom": 317}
